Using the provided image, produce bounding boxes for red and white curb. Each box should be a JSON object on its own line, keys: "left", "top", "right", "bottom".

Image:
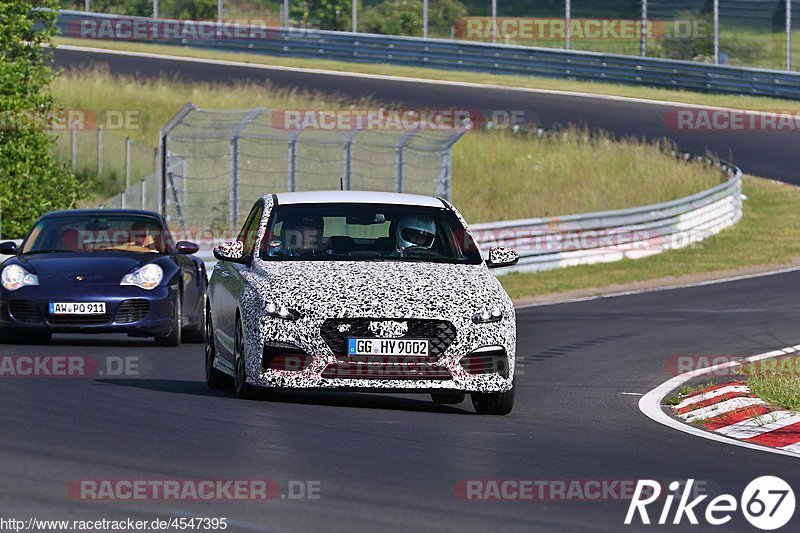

{"left": 672, "top": 381, "right": 800, "bottom": 452}
{"left": 639, "top": 344, "right": 800, "bottom": 458}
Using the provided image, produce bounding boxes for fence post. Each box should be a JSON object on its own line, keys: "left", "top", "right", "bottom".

{"left": 71, "top": 123, "right": 77, "bottom": 171}
{"left": 153, "top": 0, "right": 158, "bottom": 18}
{"left": 395, "top": 129, "right": 419, "bottom": 194}
{"left": 228, "top": 107, "right": 263, "bottom": 229}
{"left": 713, "top": 0, "right": 719, "bottom": 64}
{"left": 218, "top": 0, "right": 223, "bottom": 23}
{"left": 439, "top": 128, "right": 468, "bottom": 201}
{"left": 565, "top": 0, "right": 571, "bottom": 50}
{"left": 788, "top": 0, "right": 793, "bottom": 71}
{"left": 352, "top": 0, "right": 358, "bottom": 32}
{"left": 121, "top": 192, "right": 126, "bottom": 210}
{"left": 491, "top": 0, "right": 497, "bottom": 44}
{"left": 96, "top": 126, "right": 102, "bottom": 177}
{"left": 84, "top": 0, "right": 89, "bottom": 12}
{"left": 141, "top": 179, "right": 146, "bottom": 210}
{"left": 342, "top": 129, "right": 362, "bottom": 191}
{"left": 287, "top": 122, "right": 308, "bottom": 193}
{"left": 283, "top": 0, "right": 289, "bottom": 28}
{"left": 158, "top": 103, "right": 197, "bottom": 219}
{"left": 125, "top": 136, "right": 131, "bottom": 196}
{"left": 423, "top": 0, "right": 428, "bottom": 39}
{"left": 641, "top": 0, "right": 648, "bottom": 57}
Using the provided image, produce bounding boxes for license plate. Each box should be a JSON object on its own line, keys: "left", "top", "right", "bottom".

{"left": 348, "top": 338, "right": 429, "bottom": 357}
{"left": 49, "top": 302, "right": 106, "bottom": 315}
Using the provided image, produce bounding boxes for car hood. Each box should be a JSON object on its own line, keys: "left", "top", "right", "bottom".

{"left": 246, "top": 260, "right": 510, "bottom": 318}
{"left": 17, "top": 252, "right": 156, "bottom": 284}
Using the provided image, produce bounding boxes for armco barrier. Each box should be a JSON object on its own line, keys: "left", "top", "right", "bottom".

{"left": 471, "top": 158, "right": 742, "bottom": 274}
{"left": 56, "top": 10, "right": 800, "bottom": 100}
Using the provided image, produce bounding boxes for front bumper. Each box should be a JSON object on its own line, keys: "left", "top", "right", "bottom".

{"left": 0, "top": 285, "right": 176, "bottom": 336}
{"left": 235, "top": 314, "right": 517, "bottom": 394}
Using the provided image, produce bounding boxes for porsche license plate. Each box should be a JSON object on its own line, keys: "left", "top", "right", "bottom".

{"left": 49, "top": 302, "right": 106, "bottom": 315}
{"left": 348, "top": 338, "right": 429, "bottom": 357}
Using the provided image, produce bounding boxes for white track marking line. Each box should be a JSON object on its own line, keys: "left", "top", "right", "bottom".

{"left": 639, "top": 344, "right": 800, "bottom": 458}
{"left": 54, "top": 44, "right": 788, "bottom": 115}
{"left": 680, "top": 397, "right": 765, "bottom": 423}
{"left": 675, "top": 384, "right": 749, "bottom": 411}
{"left": 781, "top": 442, "right": 800, "bottom": 453}
{"left": 516, "top": 266, "right": 800, "bottom": 309}
{"left": 718, "top": 412, "right": 800, "bottom": 439}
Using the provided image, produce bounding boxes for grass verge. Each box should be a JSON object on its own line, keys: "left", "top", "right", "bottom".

{"left": 500, "top": 177, "right": 800, "bottom": 300}
{"left": 52, "top": 66, "right": 721, "bottom": 219}
{"left": 54, "top": 37, "right": 797, "bottom": 113}
{"left": 738, "top": 356, "right": 800, "bottom": 411}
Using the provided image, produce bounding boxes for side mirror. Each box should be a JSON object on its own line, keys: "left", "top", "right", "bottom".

{"left": 213, "top": 240, "right": 251, "bottom": 265}
{"left": 175, "top": 240, "right": 200, "bottom": 255}
{"left": 486, "top": 246, "right": 520, "bottom": 269}
{"left": 0, "top": 241, "right": 18, "bottom": 255}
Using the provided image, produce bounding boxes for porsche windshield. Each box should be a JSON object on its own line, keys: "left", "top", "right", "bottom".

{"left": 259, "top": 204, "right": 483, "bottom": 264}
{"left": 22, "top": 215, "right": 169, "bottom": 254}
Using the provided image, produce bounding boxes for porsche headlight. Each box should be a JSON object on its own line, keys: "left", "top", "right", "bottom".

{"left": 264, "top": 302, "right": 302, "bottom": 321}
{"left": 121, "top": 264, "right": 164, "bottom": 290}
{"left": 1, "top": 265, "right": 39, "bottom": 291}
{"left": 472, "top": 306, "right": 503, "bottom": 324}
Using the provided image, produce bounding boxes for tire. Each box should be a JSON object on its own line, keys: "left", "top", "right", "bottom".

{"left": 233, "top": 317, "right": 258, "bottom": 399}
{"left": 431, "top": 391, "right": 466, "bottom": 405}
{"left": 471, "top": 382, "right": 515, "bottom": 415}
{"left": 183, "top": 297, "right": 207, "bottom": 344}
{"left": 155, "top": 294, "right": 182, "bottom": 347}
{"left": 204, "top": 303, "right": 227, "bottom": 389}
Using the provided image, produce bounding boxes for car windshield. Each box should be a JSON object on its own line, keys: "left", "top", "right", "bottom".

{"left": 21, "top": 214, "right": 169, "bottom": 254}
{"left": 259, "top": 203, "right": 483, "bottom": 264}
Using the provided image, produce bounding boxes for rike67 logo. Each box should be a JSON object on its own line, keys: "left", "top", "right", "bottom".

{"left": 625, "top": 477, "right": 795, "bottom": 530}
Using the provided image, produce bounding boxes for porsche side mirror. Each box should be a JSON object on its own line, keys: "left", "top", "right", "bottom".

{"left": 0, "top": 241, "right": 18, "bottom": 255}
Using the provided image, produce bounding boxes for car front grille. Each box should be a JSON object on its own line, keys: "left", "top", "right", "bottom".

{"left": 8, "top": 301, "right": 43, "bottom": 323}
{"left": 320, "top": 318, "right": 456, "bottom": 360}
{"left": 48, "top": 311, "right": 112, "bottom": 325}
{"left": 321, "top": 362, "right": 451, "bottom": 380}
{"left": 116, "top": 299, "right": 150, "bottom": 324}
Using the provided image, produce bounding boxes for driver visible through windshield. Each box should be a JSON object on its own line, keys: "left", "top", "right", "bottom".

{"left": 260, "top": 203, "right": 483, "bottom": 264}
{"left": 22, "top": 215, "right": 168, "bottom": 254}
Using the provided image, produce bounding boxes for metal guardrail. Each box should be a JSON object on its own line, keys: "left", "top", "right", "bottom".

{"left": 471, "top": 157, "right": 743, "bottom": 274}
{"left": 56, "top": 10, "right": 800, "bottom": 100}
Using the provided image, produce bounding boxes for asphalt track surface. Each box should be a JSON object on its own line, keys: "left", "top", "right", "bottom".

{"left": 0, "top": 47, "right": 795, "bottom": 530}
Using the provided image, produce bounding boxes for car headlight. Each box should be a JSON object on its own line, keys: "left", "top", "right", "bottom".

{"left": 121, "top": 264, "right": 164, "bottom": 290}
{"left": 265, "top": 302, "right": 302, "bottom": 321}
{"left": 472, "top": 306, "right": 504, "bottom": 324}
{"left": 1, "top": 265, "right": 39, "bottom": 291}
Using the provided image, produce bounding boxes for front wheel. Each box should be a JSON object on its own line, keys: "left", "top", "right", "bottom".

{"left": 471, "top": 383, "right": 515, "bottom": 415}
{"left": 204, "top": 304, "right": 227, "bottom": 389}
{"left": 233, "top": 318, "right": 258, "bottom": 399}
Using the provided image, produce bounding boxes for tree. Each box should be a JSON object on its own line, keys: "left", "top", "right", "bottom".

{"left": 361, "top": 0, "right": 466, "bottom": 38}
{"left": 290, "top": 0, "right": 353, "bottom": 31}
{"left": 0, "top": 0, "right": 87, "bottom": 238}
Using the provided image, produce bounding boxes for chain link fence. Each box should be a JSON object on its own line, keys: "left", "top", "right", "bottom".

{"left": 54, "top": 125, "right": 158, "bottom": 210}
{"left": 99, "top": 104, "right": 467, "bottom": 235}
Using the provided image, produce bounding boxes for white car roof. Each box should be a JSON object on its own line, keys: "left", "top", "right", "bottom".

{"left": 272, "top": 190, "right": 446, "bottom": 208}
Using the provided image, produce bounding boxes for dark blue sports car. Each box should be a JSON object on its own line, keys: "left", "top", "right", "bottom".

{"left": 0, "top": 209, "right": 207, "bottom": 346}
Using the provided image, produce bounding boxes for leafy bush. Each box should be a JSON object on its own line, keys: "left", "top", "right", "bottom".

{"left": 361, "top": 0, "right": 466, "bottom": 37}
{"left": 0, "top": 0, "right": 87, "bottom": 238}
{"left": 290, "top": 0, "right": 353, "bottom": 31}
